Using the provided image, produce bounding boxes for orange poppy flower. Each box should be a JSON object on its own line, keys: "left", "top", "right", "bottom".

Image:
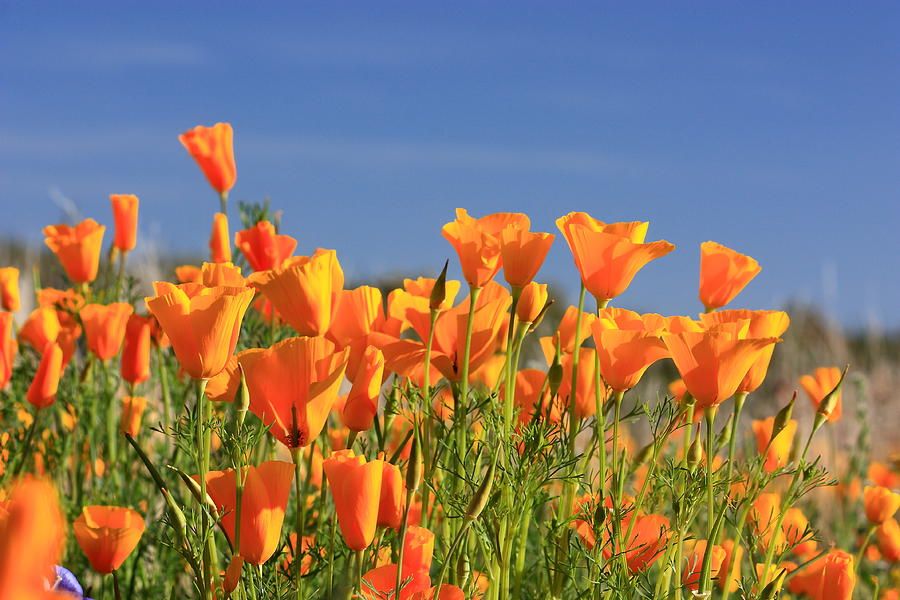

{"left": 400, "top": 526, "right": 434, "bottom": 575}
{"left": 591, "top": 308, "right": 668, "bottom": 392}
{"left": 718, "top": 539, "right": 743, "bottom": 592}
{"left": 749, "top": 492, "right": 781, "bottom": 538}
{"left": 782, "top": 507, "right": 816, "bottom": 557}
{"left": 81, "top": 303, "right": 134, "bottom": 361}
{"left": 145, "top": 267, "right": 254, "bottom": 379}
{"left": 700, "top": 310, "right": 790, "bottom": 393}
{"left": 282, "top": 533, "right": 320, "bottom": 576}
{"left": 864, "top": 486, "right": 900, "bottom": 525}
{"left": 110, "top": 194, "right": 139, "bottom": 252}
{"left": 175, "top": 264, "right": 203, "bottom": 283}
{"left": 498, "top": 225, "right": 554, "bottom": 288}
{"left": 0, "top": 478, "right": 65, "bottom": 599}
{"left": 538, "top": 305, "right": 596, "bottom": 360}
{"left": 799, "top": 367, "right": 843, "bottom": 422}
{"left": 121, "top": 314, "right": 152, "bottom": 385}
{"left": 327, "top": 286, "right": 398, "bottom": 377}
{"left": 557, "top": 347, "right": 604, "bottom": 419}
{"left": 361, "top": 564, "right": 431, "bottom": 600}
{"left": 662, "top": 324, "right": 780, "bottom": 410}
{"left": 0, "top": 267, "right": 20, "bottom": 312}
{"left": 73, "top": 505, "right": 145, "bottom": 574}
{"left": 19, "top": 307, "right": 60, "bottom": 353}
{"left": 324, "top": 449, "right": 384, "bottom": 551}
{"left": 249, "top": 249, "right": 344, "bottom": 337}
{"left": 199, "top": 261, "right": 245, "bottom": 287}
{"left": 234, "top": 220, "right": 297, "bottom": 272}
{"left": 699, "top": 241, "right": 762, "bottom": 311}
{"left": 343, "top": 346, "right": 385, "bottom": 432}
{"left": 411, "top": 585, "right": 466, "bottom": 600}
{"left": 516, "top": 281, "right": 549, "bottom": 324}
{"left": 601, "top": 513, "right": 670, "bottom": 573}
{"left": 786, "top": 557, "right": 826, "bottom": 597}
{"left": 179, "top": 122, "right": 236, "bottom": 195}
{"left": 26, "top": 342, "right": 63, "bottom": 408}
{"left": 751, "top": 417, "right": 797, "bottom": 473}
{"left": 869, "top": 462, "right": 900, "bottom": 489}
{"left": 43, "top": 218, "right": 105, "bottom": 284}
{"left": 0, "top": 313, "right": 17, "bottom": 390}
{"left": 556, "top": 213, "right": 674, "bottom": 303}
{"left": 209, "top": 212, "right": 232, "bottom": 263}
{"left": 120, "top": 396, "right": 147, "bottom": 437}
{"left": 378, "top": 458, "right": 405, "bottom": 530}
{"left": 682, "top": 540, "right": 726, "bottom": 591}
{"left": 401, "top": 276, "right": 461, "bottom": 312}
{"left": 239, "top": 336, "right": 348, "bottom": 448}
{"left": 877, "top": 518, "right": 900, "bottom": 562}
{"left": 442, "top": 209, "right": 530, "bottom": 288}
{"left": 815, "top": 550, "right": 855, "bottom": 600}
{"left": 199, "top": 460, "right": 294, "bottom": 565}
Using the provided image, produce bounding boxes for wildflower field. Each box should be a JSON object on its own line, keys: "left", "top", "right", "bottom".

{"left": 1, "top": 122, "right": 898, "bottom": 600}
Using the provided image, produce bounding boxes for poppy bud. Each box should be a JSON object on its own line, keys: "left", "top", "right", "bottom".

{"left": 633, "top": 442, "right": 655, "bottom": 469}
{"left": 26, "top": 341, "right": 63, "bottom": 408}
{"left": 407, "top": 434, "right": 423, "bottom": 493}
{"left": 528, "top": 298, "right": 554, "bottom": 334}
{"left": 120, "top": 396, "right": 147, "bottom": 437}
{"left": 110, "top": 194, "right": 139, "bottom": 253}
{"left": 758, "top": 567, "right": 788, "bottom": 600}
{"left": 817, "top": 550, "right": 855, "bottom": 600}
{"left": 547, "top": 354, "right": 563, "bottom": 399}
{"left": 815, "top": 366, "right": 847, "bottom": 422}
{"left": 121, "top": 314, "right": 152, "bottom": 385}
{"left": 378, "top": 458, "right": 404, "bottom": 530}
{"left": 430, "top": 260, "right": 449, "bottom": 312}
{"left": 466, "top": 458, "right": 497, "bottom": 521}
{"left": 209, "top": 212, "right": 232, "bottom": 263}
{"left": 687, "top": 436, "right": 704, "bottom": 473}
{"left": 516, "top": 282, "right": 549, "bottom": 324}
{"left": 236, "top": 363, "right": 251, "bottom": 428}
{"left": 770, "top": 391, "right": 797, "bottom": 443}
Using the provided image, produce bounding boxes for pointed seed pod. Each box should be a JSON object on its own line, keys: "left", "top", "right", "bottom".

{"left": 770, "top": 391, "right": 797, "bottom": 445}
{"left": 406, "top": 433, "right": 423, "bottom": 493}
{"left": 547, "top": 354, "right": 563, "bottom": 399}
{"left": 687, "top": 436, "right": 704, "bottom": 473}
{"left": 527, "top": 298, "right": 555, "bottom": 334}
{"left": 816, "top": 366, "right": 849, "bottom": 420}
{"left": 236, "top": 364, "right": 251, "bottom": 429}
{"left": 466, "top": 458, "right": 497, "bottom": 520}
{"left": 430, "top": 259, "right": 450, "bottom": 311}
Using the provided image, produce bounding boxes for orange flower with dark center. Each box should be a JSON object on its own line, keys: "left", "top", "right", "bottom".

{"left": 800, "top": 367, "right": 843, "bottom": 422}
{"left": 73, "top": 505, "right": 145, "bottom": 574}
{"left": 864, "top": 486, "right": 900, "bottom": 525}
{"left": 752, "top": 416, "right": 797, "bottom": 473}
{"left": 120, "top": 396, "right": 147, "bottom": 437}
{"left": 682, "top": 540, "right": 726, "bottom": 591}
{"left": 179, "top": 122, "right": 236, "bottom": 194}
{"left": 209, "top": 212, "right": 232, "bottom": 263}
{"left": 198, "top": 460, "right": 294, "bottom": 565}
{"left": 110, "top": 194, "right": 139, "bottom": 252}
{"left": 700, "top": 309, "right": 790, "bottom": 393}
{"left": 235, "top": 220, "right": 297, "bottom": 272}
{"left": 699, "top": 241, "right": 761, "bottom": 311}
{"left": 249, "top": 249, "right": 344, "bottom": 337}
{"left": 121, "top": 314, "right": 152, "bottom": 385}
{"left": 591, "top": 308, "right": 668, "bottom": 392}
{"left": 43, "top": 218, "right": 105, "bottom": 283}
{"left": 557, "top": 213, "right": 674, "bottom": 303}
{"left": 662, "top": 323, "right": 780, "bottom": 410}
{"left": 0, "top": 312, "right": 18, "bottom": 390}
{"left": 26, "top": 342, "right": 63, "bottom": 408}
{"left": 0, "top": 267, "right": 20, "bottom": 312}
{"left": 324, "top": 449, "right": 384, "bottom": 551}
{"left": 145, "top": 265, "right": 254, "bottom": 379}
{"left": 442, "top": 209, "right": 530, "bottom": 288}
{"left": 239, "top": 336, "right": 348, "bottom": 448}
{"left": 81, "top": 303, "right": 134, "bottom": 361}
{"left": 498, "top": 225, "right": 554, "bottom": 288}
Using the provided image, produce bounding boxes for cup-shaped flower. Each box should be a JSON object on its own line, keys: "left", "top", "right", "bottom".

{"left": 239, "top": 336, "right": 348, "bottom": 448}
{"left": 361, "top": 564, "right": 431, "bottom": 600}
{"left": 799, "top": 367, "right": 843, "bottom": 423}
{"left": 591, "top": 308, "right": 669, "bottom": 392}
{"left": 249, "top": 249, "right": 344, "bottom": 337}
{"left": 816, "top": 550, "right": 855, "bottom": 600}
{"left": 700, "top": 310, "right": 790, "bottom": 393}
{"left": 121, "top": 314, "right": 152, "bottom": 385}
{"left": 209, "top": 212, "right": 232, "bottom": 263}
{"left": 324, "top": 449, "right": 384, "bottom": 551}
{"left": 120, "top": 396, "right": 147, "bottom": 437}
{"left": 698, "top": 241, "right": 761, "bottom": 311}
{"left": 110, "top": 194, "right": 139, "bottom": 252}
{"left": 43, "top": 219, "right": 105, "bottom": 284}
{"left": 26, "top": 342, "right": 63, "bottom": 408}
{"left": 343, "top": 346, "right": 385, "bottom": 432}
{"left": 498, "top": 225, "right": 554, "bottom": 288}
{"left": 145, "top": 268, "right": 254, "bottom": 379}
{"left": 81, "top": 303, "right": 134, "bottom": 361}
{"left": 235, "top": 220, "right": 297, "bottom": 272}
{"left": 662, "top": 324, "right": 780, "bottom": 410}
{"left": 179, "top": 122, "right": 236, "bottom": 194}
{"left": 682, "top": 540, "right": 726, "bottom": 591}
{"left": 751, "top": 417, "right": 797, "bottom": 473}
{"left": 73, "top": 505, "right": 145, "bottom": 574}
{"left": 0, "top": 267, "right": 20, "bottom": 312}
{"left": 556, "top": 213, "right": 674, "bottom": 303}
{"left": 877, "top": 518, "right": 900, "bottom": 562}
{"left": 864, "top": 486, "right": 900, "bottom": 525}
{"left": 442, "top": 209, "right": 529, "bottom": 288}
{"left": 198, "top": 460, "right": 294, "bottom": 565}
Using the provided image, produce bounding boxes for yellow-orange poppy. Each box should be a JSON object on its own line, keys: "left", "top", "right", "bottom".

{"left": 43, "top": 218, "right": 105, "bottom": 284}
{"left": 73, "top": 505, "right": 145, "bottom": 574}
{"left": 179, "top": 122, "right": 236, "bottom": 194}
{"left": 698, "top": 241, "right": 761, "bottom": 311}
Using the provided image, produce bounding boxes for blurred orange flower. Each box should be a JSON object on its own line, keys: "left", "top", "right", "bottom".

{"left": 26, "top": 342, "right": 63, "bottom": 408}
{"left": 73, "top": 505, "right": 146, "bottom": 574}
{"left": 81, "top": 302, "right": 134, "bottom": 361}
{"left": 751, "top": 416, "right": 797, "bottom": 473}
{"left": 602, "top": 513, "right": 670, "bottom": 573}
{"left": 43, "top": 218, "right": 105, "bottom": 283}
{"left": 816, "top": 550, "right": 855, "bottom": 600}
{"left": 864, "top": 486, "right": 900, "bottom": 525}
{"left": 682, "top": 540, "right": 725, "bottom": 591}
{"left": 209, "top": 212, "right": 232, "bottom": 263}
{"left": 378, "top": 458, "right": 404, "bottom": 530}
{"left": 0, "top": 312, "right": 17, "bottom": 390}
{"left": 0, "top": 267, "right": 20, "bottom": 312}
{"left": 800, "top": 366, "right": 843, "bottom": 422}
{"left": 698, "top": 241, "right": 761, "bottom": 311}
{"left": 121, "top": 314, "right": 152, "bottom": 385}
{"left": 110, "top": 194, "right": 139, "bottom": 252}
{"left": 235, "top": 220, "right": 297, "bottom": 272}
{"left": 877, "top": 517, "right": 900, "bottom": 562}
{"left": 179, "top": 122, "right": 236, "bottom": 194}
{"left": 120, "top": 396, "right": 147, "bottom": 437}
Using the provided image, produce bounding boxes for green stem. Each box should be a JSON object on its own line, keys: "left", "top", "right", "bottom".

{"left": 196, "top": 377, "right": 212, "bottom": 600}
{"left": 855, "top": 525, "right": 876, "bottom": 571}
{"left": 395, "top": 488, "right": 416, "bottom": 596}
{"left": 11, "top": 406, "right": 41, "bottom": 477}
{"left": 697, "top": 405, "right": 719, "bottom": 594}
{"left": 432, "top": 519, "right": 474, "bottom": 600}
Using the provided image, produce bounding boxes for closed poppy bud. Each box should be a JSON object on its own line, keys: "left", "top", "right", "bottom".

{"left": 877, "top": 517, "right": 900, "bottom": 562}
{"left": 81, "top": 303, "right": 134, "bottom": 361}
{"left": 864, "top": 486, "right": 900, "bottom": 525}
{"left": 43, "top": 219, "right": 106, "bottom": 284}
{"left": 324, "top": 449, "right": 383, "bottom": 550}
{"left": 698, "top": 241, "right": 761, "bottom": 311}
{"left": 516, "top": 282, "right": 548, "bottom": 324}
{"left": 378, "top": 457, "right": 405, "bottom": 530}
{"left": 72, "top": 505, "right": 146, "bottom": 574}
{"left": 816, "top": 550, "right": 855, "bottom": 600}
{"left": 110, "top": 194, "right": 139, "bottom": 252}
{"left": 466, "top": 458, "right": 497, "bottom": 520}
{"left": 498, "top": 225, "right": 554, "bottom": 288}
{"left": 682, "top": 540, "right": 726, "bottom": 591}
{"left": 179, "top": 122, "right": 236, "bottom": 195}
{"left": 120, "top": 396, "right": 147, "bottom": 437}
{"left": 26, "top": 342, "right": 63, "bottom": 408}
{"left": 800, "top": 367, "right": 844, "bottom": 423}
{"left": 234, "top": 220, "right": 297, "bottom": 272}
{"left": 210, "top": 212, "right": 232, "bottom": 263}
{"left": 343, "top": 346, "right": 384, "bottom": 433}
{"left": 0, "top": 267, "right": 20, "bottom": 312}
{"left": 121, "top": 314, "right": 151, "bottom": 385}
{"left": 430, "top": 260, "right": 450, "bottom": 311}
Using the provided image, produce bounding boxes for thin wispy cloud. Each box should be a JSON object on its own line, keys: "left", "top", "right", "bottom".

{"left": 1, "top": 39, "right": 211, "bottom": 70}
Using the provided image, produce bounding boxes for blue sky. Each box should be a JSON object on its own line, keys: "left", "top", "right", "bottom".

{"left": 1, "top": 2, "right": 898, "bottom": 330}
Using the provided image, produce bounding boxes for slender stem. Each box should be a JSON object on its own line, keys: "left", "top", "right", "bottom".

{"left": 115, "top": 251, "right": 127, "bottom": 301}
{"left": 395, "top": 488, "right": 416, "bottom": 596}
{"left": 113, "top": 570, "right": 122, "bottom": 600}
{"left": 855, "top": 525, "right": 876, "bottom": 571}
{"left": 292, "top": 448, "right": 305, "bottom": 600}
{"left": 698, "top": 405, "right": 719, "bottom": 594}
{"left": 219, "top": 191, "right": 229, "bottom": 215}
{"left": 455, "top": 286, "right": 481, "bottom": 454}
{"left": 156, "top": 346, "right": 172, "bottom": 433}
{"left": 196, "top": 378, "right": 212, "bottom": 600}
{"left": 11, "top": 406, "right": 41, "bottom": 477}
{"left": 432, "top": 519, "right": 474, "bottom": 600}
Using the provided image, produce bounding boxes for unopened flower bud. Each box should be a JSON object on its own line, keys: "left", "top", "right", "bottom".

{"left": 430, "top": 260, "right": 449, "bottom": 312}
{"left": 466, "top": 458, "right": 497, "bottom": 520}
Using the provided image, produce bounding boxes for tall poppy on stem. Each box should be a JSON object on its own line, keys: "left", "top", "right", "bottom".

{"left": 209, "top": 212, "right": 232, "bottom": 263}
{"left": 590, "top": 308, "right": 669, "bottom": 392}
{"left": 324, "top": 449, "right": 384, "bottom": 551}
{"left": 43, "top": 219, "right": 105, "bottom": 284}
{"left": 498, "top": 225, "right": 554, "bottom": 288}
{"left": 698, "top": 241, "right": 761, "bottom": 312}
{"left": 121, "top": 314, "right": 152, "bottom": 386}
{"left": 179, "top": 122, "right": 236, "bottom": 207}
{"left": 0, "top": 312, "right": 17, "bottom": 390}
{"left": 110, "top": 194, "right": 139, "bottom": 253}
{"left": 73, "top": 505, "right": 145, "bottom": 574}
{"left": 441, "top": 209, "right": 530, "bottom": 288}
{"left": 235, "top": 220, "right": 297, "bottom": 272}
